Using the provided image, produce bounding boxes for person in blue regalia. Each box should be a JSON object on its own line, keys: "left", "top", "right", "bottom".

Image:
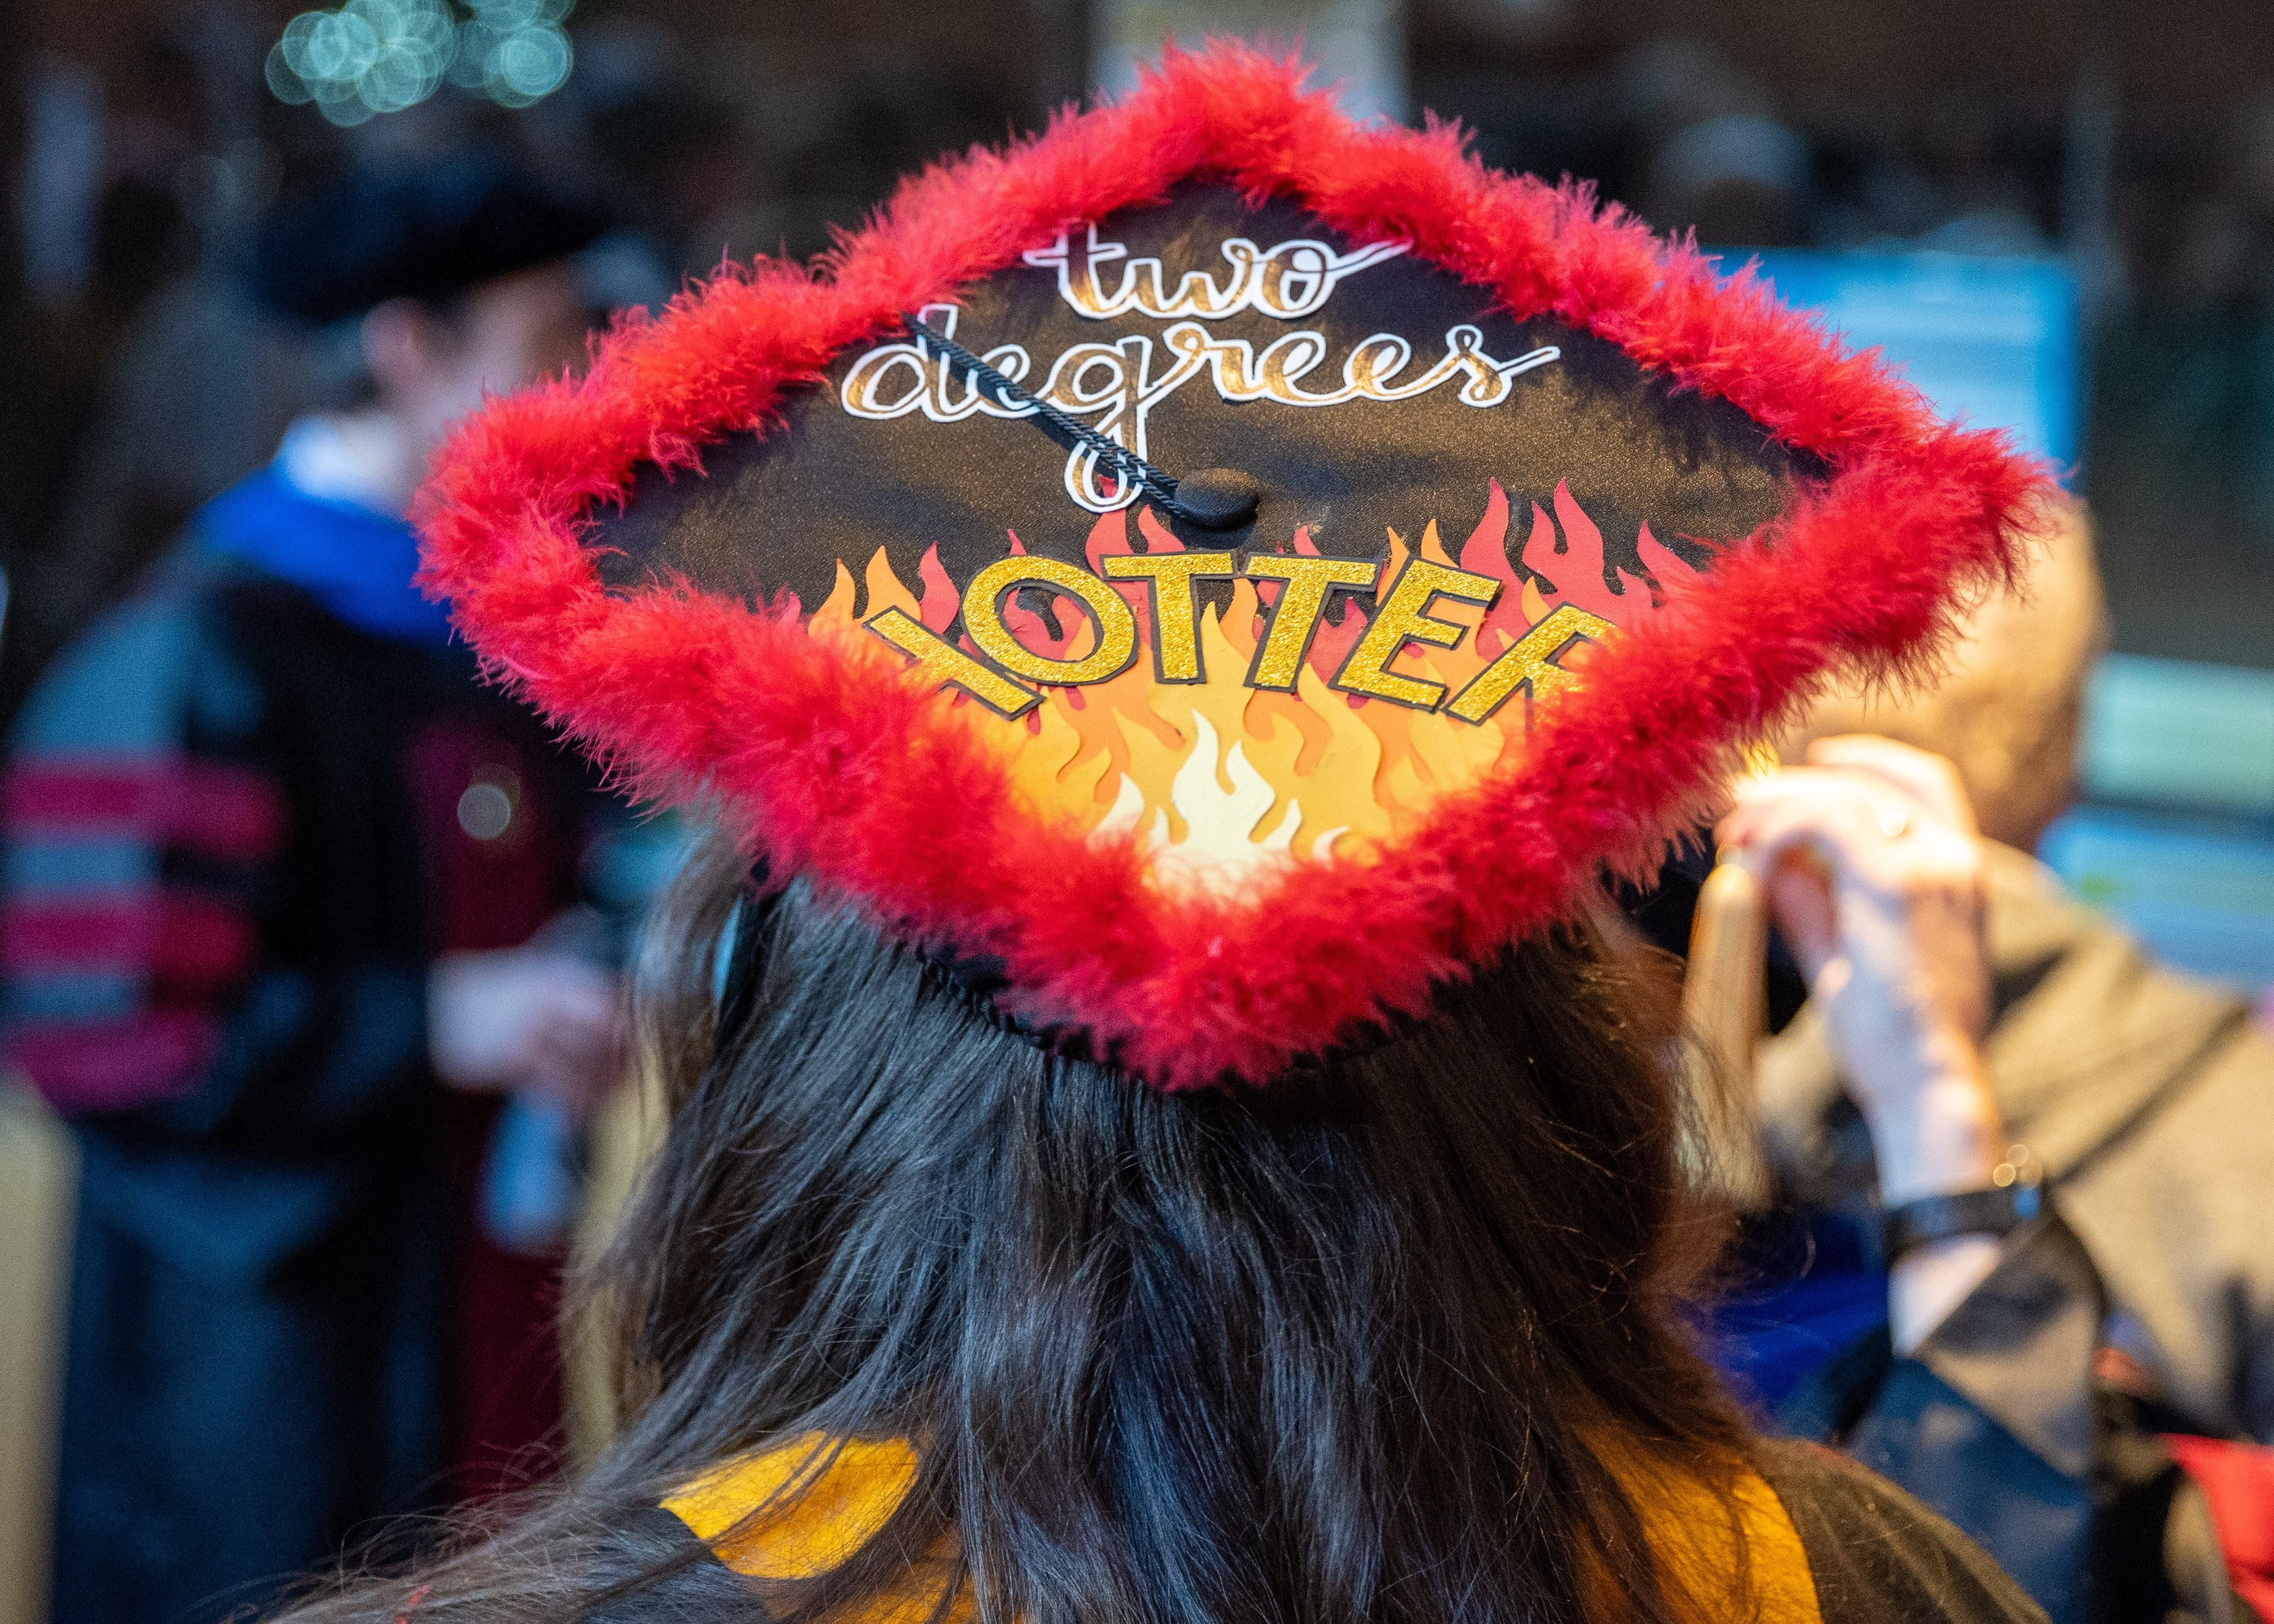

{"left": 1, "top": 153, "right": 643, "bottom": 1624}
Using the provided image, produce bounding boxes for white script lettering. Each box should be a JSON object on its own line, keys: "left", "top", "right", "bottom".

{"left": 837, "top": 234, "right": 1564, "bottom": 514}
{"left": 1021, "top": 226, "right": 1410, "bottom": 321}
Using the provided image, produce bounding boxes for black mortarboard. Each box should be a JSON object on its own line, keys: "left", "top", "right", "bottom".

{"left": 418, "top": 47, "right": 2045, "bottom": 1090}
{"left": 249, "top": 150, "right": 612, "bottom": 324}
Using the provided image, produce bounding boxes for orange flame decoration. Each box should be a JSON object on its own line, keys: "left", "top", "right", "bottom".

{"left": 796, "top": 480, "right": 1703, "bottom": 889}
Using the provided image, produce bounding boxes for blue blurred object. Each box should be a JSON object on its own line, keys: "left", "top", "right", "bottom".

{"left": 2078, "top": 653, "right": 2274, "bottom": 818}
{"left": 2036, "top": 653, "right": 2274, "bottom": 994}
{"left": 1743, "top": 250, "right": 2082, "bottom": 477}
{"left": 481, "top": 1092, "right": 582, "bottom": 1254}
{"left": 198, "top": 465, "right": 456, "bottom": 644}
{"left": 2041, "top": 808, "right": 2274, "bottom": 994}
{"left": 1709, "top": 1211, "right": 1890, "bottom": 1418}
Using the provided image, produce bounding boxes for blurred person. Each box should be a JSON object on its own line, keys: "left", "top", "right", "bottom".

{"left": 0, "top": 153, "right": 636, "bottom": 1624}
{"left": 11, "top": 273, "right": 329, "bottom": 733}
{"left": 1711, "top": 502, "right": 2274, "bottom": 1623}
{"left": 1785, "top": 493, "right": 2106, "bottom": 853}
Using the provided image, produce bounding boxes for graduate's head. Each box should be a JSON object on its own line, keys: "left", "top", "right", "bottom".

{"left": 377, "top": 41, "right": 2044, "bottom": 1624}
{"left": 250, "top": 151, "right": 611, "bottom": 453}
{"left": 555, "top": 827, "right": 1725, "bottom": 1624}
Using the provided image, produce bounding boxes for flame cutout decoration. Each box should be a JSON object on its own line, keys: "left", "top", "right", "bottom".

{"left": 803, "top": 480, "right": 1697, "bottom": 889}
{"left": 1521, "top": 479, "right": 1648, "bottom": 629}
{"left": 1090, "top": 713, "right": 1314, "bottom": 896}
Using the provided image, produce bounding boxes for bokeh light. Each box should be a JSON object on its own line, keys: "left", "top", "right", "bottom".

{"left": 265, "top": 0, "right": 575, "bottom": 123}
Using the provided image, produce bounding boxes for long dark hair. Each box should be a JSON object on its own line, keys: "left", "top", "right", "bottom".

{"left": 276, "top": 828, "right": 1754, "bottom": 1624}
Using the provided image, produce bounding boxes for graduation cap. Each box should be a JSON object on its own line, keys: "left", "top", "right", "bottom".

{"left": 418, "top": 45, "right": 2045, "bottom": 1090}
{"left": 249, "top": 151, "right": 614, "bottom": 324}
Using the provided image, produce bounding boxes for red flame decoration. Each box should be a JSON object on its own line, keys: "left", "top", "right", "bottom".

{"left": 1635, "top": 521, "right": 1704, "bottom": 603}
{"left": 1521, "top": 479, "right": 1652, "bottom": 631}
{"left": 1457, "top": 479, "right": 1527, "bottom": 659}
{"left": 917, "top": 542, "right": 959, "bottom": 632}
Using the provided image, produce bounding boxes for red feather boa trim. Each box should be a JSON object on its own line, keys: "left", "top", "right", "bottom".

{"left": 417, "top": 42, "right": 2050, "bottom": 1089}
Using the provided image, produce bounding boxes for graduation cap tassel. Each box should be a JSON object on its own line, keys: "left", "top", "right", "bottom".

{"left": 904, "top": 314, "right": 1180, "bottom": 508}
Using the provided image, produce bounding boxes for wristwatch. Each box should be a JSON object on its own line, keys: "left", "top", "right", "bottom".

{"left": 1881, "top": 1145, "right": 2043, "bottom": 1262}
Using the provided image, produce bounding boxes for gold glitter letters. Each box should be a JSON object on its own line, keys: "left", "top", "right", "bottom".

{"left": 1444, "top": 602, "right": 1613, "bottom": 726}
{"left": 1241, "top": 555, "right": 1382, "bottom": 691}
{"left": 961, "top": 555, "right": 1141, "bottom": 686}
{"left": 1329, "top": 558, "right": 1502, "bottom": 709}
{"left": 1101, "top": 551, "right": 1237, "bottom": 682}
{"left": 863, "top": 607, "right": 1042, "bottom": 719}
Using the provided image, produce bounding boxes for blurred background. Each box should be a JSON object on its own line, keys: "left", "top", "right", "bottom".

{"left": 3, "top": 2, "right": 2274, "bottom": 1617}
{"left": 3, "top": 0, "right": 2270, "bottom": 1009}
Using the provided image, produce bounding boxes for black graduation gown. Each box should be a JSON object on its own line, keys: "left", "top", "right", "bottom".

{"left": 6, "top": 531, "right": 607, "bottom": 1623}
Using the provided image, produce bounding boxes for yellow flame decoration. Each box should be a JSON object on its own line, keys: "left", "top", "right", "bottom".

{"left": 806, "top": 515, "right": 1577, "bottom": 888}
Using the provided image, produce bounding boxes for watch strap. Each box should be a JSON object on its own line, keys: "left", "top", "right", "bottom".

{"left": 1883, "top": 1182, "right": 2044, "bottom": 1262}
